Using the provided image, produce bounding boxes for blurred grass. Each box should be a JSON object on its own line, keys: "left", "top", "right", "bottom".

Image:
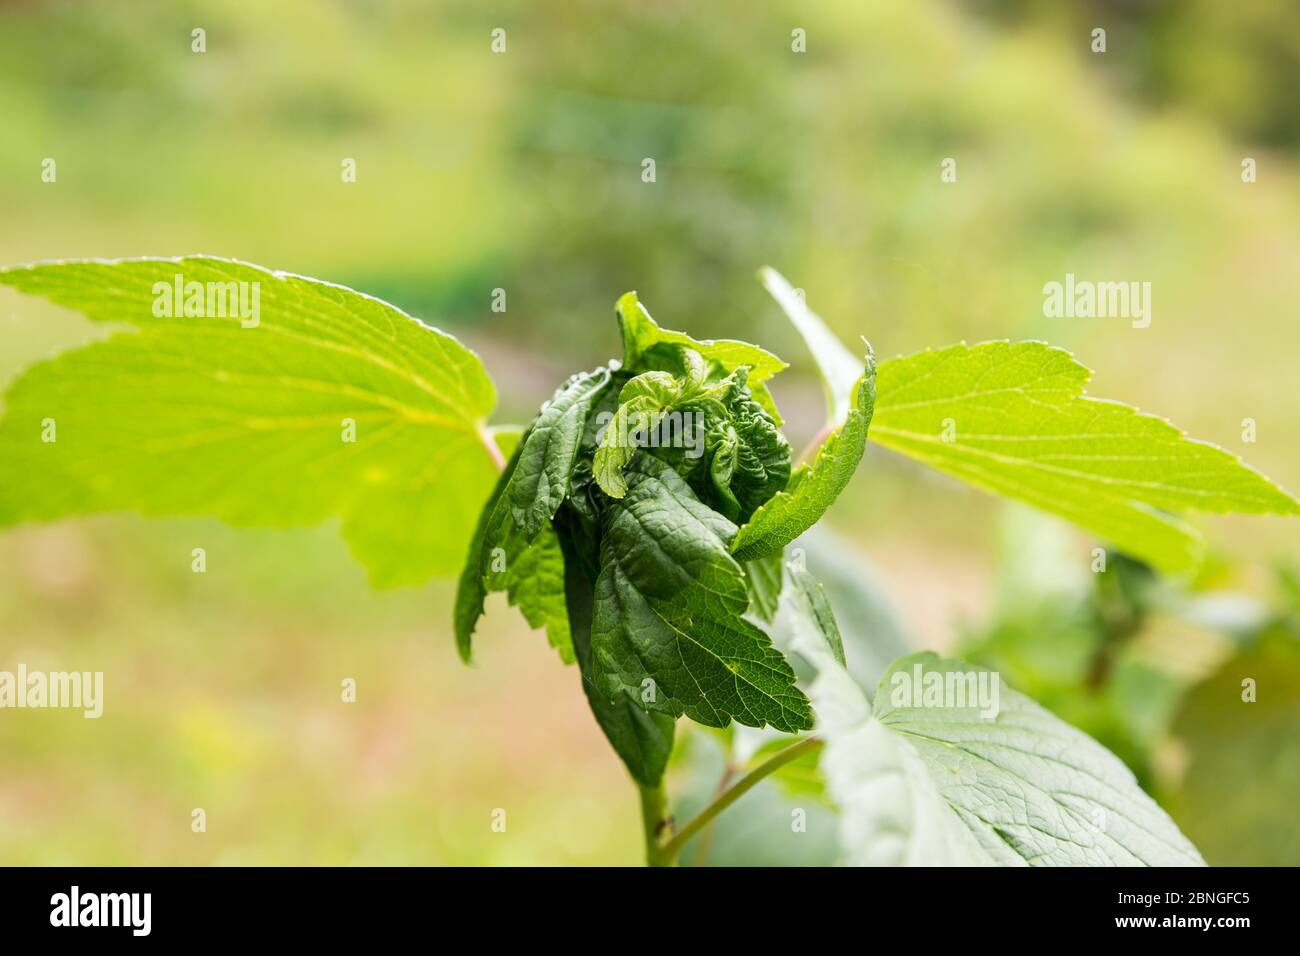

{"left": 1, "top": 0, "right": 1298, "bottom": 863}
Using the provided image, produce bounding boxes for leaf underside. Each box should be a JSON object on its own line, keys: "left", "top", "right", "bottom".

{"left": 870, "top": 341, "right": 1300, "bottom": 573}
{"left": 0, "top": 256, "right": 499, "bottom": 587}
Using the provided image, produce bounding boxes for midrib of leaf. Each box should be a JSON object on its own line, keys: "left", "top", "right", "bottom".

{"left": 886, "top": 724, "right": 1200, "bottom": 865}
{"left": 3, "top": 257, "right": 492, "bottom": 429}
{"left": 872, "top": 419, "right": 1290, "bottom": 511}
{"left": 200, "top": 259, "right": 471, "bottom": 392}
{"left": 0, "top": 256, "right": 505, "bottom": 586}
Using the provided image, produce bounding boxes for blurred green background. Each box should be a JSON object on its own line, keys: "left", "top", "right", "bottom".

{"left": 1, "top": 0, "right": 1297, "bottom": 865}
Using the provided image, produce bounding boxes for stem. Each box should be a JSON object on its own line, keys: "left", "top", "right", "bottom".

{"left": 479, "top": 424, "right": 506, "bottom": 472}
{"left": 655, "top": 736, "right": 823, "bottom": 865}
{"left": 639, "top": 782, "right": 672, "bottom": 867}
{"left": 796, "top": 422, "right": 833, "bottom": 466}
{"left": 691, "top": 763, "right": 737, "bottom": 867}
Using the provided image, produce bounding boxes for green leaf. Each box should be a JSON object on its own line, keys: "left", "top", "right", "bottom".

{"left": 811, "top": 652, "right": 1205, "bottom": 866}
{"left": 730, "top": 349, "right": 876, "bottom": 562}
{"left": 553, "top": 508, "right": 675, "bottom": 788}
{"left": 744, "top": 553, "right": 783, "bottom": 622}
{"left": 783, "top": 560, "right": 846, "bottom": 668}
{"left": 454, "top": 449, "right": 519, "bottom": 662}
{"left": 615, "top": 291, "right": 786, "bottom": 422}
{"left": 759, "top": 266, "right": 863, "bottom": 424}
{"left": 0, "top": 256, "right": 500, "bottom": 587}
{"left": 592, "top": 370, "right": 682, "bottom": 499}
{"left": 509, "top": 366, "right": 612, "bottom": 538}
{"left": 500, "top": 523, "right": 572, "bottom": 662}
{"left": 590, "top": 455, "right": 813, "bottom": 733}
{"left": 455, "top": 438, "right": 574, "bottom": 664}
{"left": 871, "top": 341, "right": 1300, "bottom": 573}
{"left": 788, "top": 526, "right": 911, "bottom": 691}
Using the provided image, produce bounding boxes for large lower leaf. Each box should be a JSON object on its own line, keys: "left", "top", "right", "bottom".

{"left": 810, "top": 651, "right": 1206, "bottom": 866}
{"left": 870, "top": 341, "right": 1300, "bottom": 573}
{"left": 590, "top": 455, "right": 812, "bottom": 733}
{"left": 0, "top": 256, "right": 500, "bottom": 586}
{"left": 730, "top": 350, "right": 876, "bottom": 562}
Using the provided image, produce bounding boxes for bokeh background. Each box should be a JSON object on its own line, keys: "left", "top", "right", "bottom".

{"left": 1, "top": 0, "right": 1297, "bottom": 865}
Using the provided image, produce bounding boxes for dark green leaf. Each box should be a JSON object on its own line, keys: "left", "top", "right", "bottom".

{"left": 510, "top": 366, "right": 613, "bottom": 538}
{"left": 590, "top": 456, "right": 812, "bottom": 732}
{"left": 554, "top": 508, "right": 675, "bottom": 787}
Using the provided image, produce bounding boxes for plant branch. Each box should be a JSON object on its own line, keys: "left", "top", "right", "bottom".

{"left": 479, "top": 424, "right": 507, "bottom": 472}
{"left": 691, "top": 762, "right": 738, "bottom": 867}
{"left": 796, "top": 422, "right": 833, "bottom": 467}
{"left": 639, "top": 782, "right": 672, "bottom": 866}
{"left": 655, "top": 736, "right": 823, "bottom": 865}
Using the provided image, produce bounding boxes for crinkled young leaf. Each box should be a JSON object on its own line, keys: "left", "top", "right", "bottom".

{"left": 806, "top": 649, "right": 1205, "bottom": 866}
{"left": 593, "top": 359, "right": 791, "bottom": 523}
{"left": 509, "top": 366, "right": 612, "bottom": 538}
{"left": 730, "top": 348, "right": 876, "bottom": 562}
{"left": 0, "top": 256, "right": 500, "bottom": 587}
{"left": 616, "top": 291, "right": 785, "bottom": 422}
{"left": 592, "top": 370, "right": 682, "bottom": 499}
{"left": 871, "top": 341, "right": 1300, "bottom": 573}
{"left": 708, "top": 391, "right": 791, "bottom": 523}
{"left": 590, "top": 456, "right": 812, "bottom": 733}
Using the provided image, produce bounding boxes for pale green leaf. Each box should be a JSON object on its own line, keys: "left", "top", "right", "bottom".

{"left": 808, "top": 650, "right": 1206, "bottom": 866}
{"left": 783, "top": 560, "right": 846, "bottom": 668}
{"left": 789, "top": 526, "right": 911, "bottom": 691}
{"left": 871, "top": 341, "right": 1300, "bottom": 573}
{"left": 0, "top": 256, "right": 499, "bottom": 587}
{"left": 759, "top": 266, "right": 863, "bottom": 424}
